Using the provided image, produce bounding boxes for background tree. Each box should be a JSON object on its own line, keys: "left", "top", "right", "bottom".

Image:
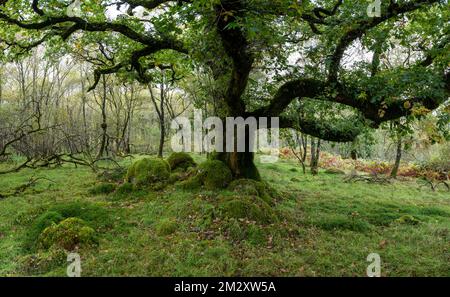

{"left": 0, "top": 0, "right": 448, "bottom": 180}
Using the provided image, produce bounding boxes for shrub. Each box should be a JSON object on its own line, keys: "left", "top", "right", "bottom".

{"left": 126, "top": 157, "right": 171, "bottom": 190}
{"left": 219, "top": 195, "right": 278, "bottom": 224}
{"left": 89, "top": 183, "right": 117, "bottom": 195}
{"left": 155, "top": 218, "right": 178, "bottom": 236}
{"left": 166, "top": 152, "right": 196, "bottom": 172}
{"left": 37, "top": 217, "right": 97, "bottom": 251}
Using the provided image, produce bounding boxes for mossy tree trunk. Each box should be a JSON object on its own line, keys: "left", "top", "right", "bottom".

{"left": 310, "top": 137, "right": 321, "bottom": 176}
{"left": 217, "top": 151, "right": 261, "bottom": 181}
{"left": 214, "top": 124, "right": 261, "bottom": 181}
{"left": 390, "top": 136, "right": 402, "bottom": 178}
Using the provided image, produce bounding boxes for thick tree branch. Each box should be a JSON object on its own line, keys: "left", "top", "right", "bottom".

{"left": 216, "top": 0, "right": 254, "bottom": 116}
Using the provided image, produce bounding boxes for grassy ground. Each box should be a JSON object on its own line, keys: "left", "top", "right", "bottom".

{"left": 0, "top": 155, "right": 449, "bottom": 276}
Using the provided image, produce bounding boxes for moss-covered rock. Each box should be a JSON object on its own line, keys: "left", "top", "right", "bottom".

{"left": 167, "top": 152, "right": 196, "bottom": 172}
{"left": 179, "top": 175, "right": 203, "bottom": 190}
{"left": 219, "top": 195, "right": 278, "bottom": 224}
{"left": 25, "top": 211, "right": 64, "bottom": 250}
{"left": 38, "top": 217, "right": 97, "bottom": 251}
{"left": 197, "top": 160, "right": 233, "bottom": 190}
{"left": 48, "top": 201, "right": 112, "bottom": 230}
{"left": 168, "top": 172, "right": 183, "bottom": 184}
{"left": 155, "top": 218, "right": 178, "bottom": 236}
{"left": 126, "top": 157, "right": 171, "bottom": 190}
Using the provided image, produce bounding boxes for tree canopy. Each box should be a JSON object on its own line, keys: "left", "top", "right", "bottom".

{"left": 0, "top": 0, "right": 448, "bottom": 143}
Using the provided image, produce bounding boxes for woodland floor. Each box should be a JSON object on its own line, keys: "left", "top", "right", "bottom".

{"left": 0, "top": 155, "right": 449, "bottom": 276}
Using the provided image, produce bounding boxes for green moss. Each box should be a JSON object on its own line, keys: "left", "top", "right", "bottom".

{"left": 246, "top": 224, "right": 266, "bottom": 246}
{"left": 18, "top": 246, "right": 67, "bottom": 275}
{"left": 314, "top": 216, "right": 372, "bottom": 232}
{"left": 226, "top": 219, "right": 246, "bottom": 241}
{"left": 155, "top": 218, "right": 178, "bottom": 236}
{"left": 126, "top": 157, "right": 171, "bottom": 190}
{"left": 97, "top": 168, "right": 127, "bottom": 183}
{"left": 48, "top": 201, "right": 112, "bottom": 230}
{"left": 168, "top": 172, "right": 183, "bottom": 184}
{"left": 38, "top": 218, "right": 97, "bottom": 251}
{"left": 116, "top": 182, "right": 134, "bottom": 194}
{"left": 395, "top": 215, "right": 421, "bottom": 225}
{"left": 167, "top": 152, "right": 196, "bottom": 172}
{"left": 325, "top": 168, "right": 346, "bottom": 175}
{"left": 228, "top": 179, "right": 275, "bottom": 205}
{"left": 219, "top": 195, "right": 278, "bottom": 224}
{"left": 197, "top": 160, "right": 233, "bottom": 190}
{"left": 178, "top": 176, "right": 202, "bottom": 190}
{"left": 25, "top": 211, "right": 64, "bottom": 250}
{"left": 89, "top": 183, "right": 117, "bottom": 195}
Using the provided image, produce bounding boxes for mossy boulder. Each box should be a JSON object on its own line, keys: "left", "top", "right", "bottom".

{"left": 37, "top": 217, "right": 97, "bottom": 251}
{"left": 126, "top": 157, "right": 171, "bottom": 190}
{"left": 219, "top": 195, "right": 278, "bottom": 224}
{"left": 227, "top": 179, "right": 275, "bottom": 205}
{"left": 168, "top": 172, "right": 183, "bottom": 184}
{"left": 179, "top": 175, "right": 203, "bottom": 190}
{"left": 167, "top": 152, "right": 196, "bottom": 172}
{"left": 196, "top": 160, "right": 233, "bottom": 190}
{"left": 48, "top": 201, "right": 111, "bottom": 230}
{"left": 25, "top": 211, "right": 64, "bottom": 250}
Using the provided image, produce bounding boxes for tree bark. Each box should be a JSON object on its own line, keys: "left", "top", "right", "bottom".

{"left": 390, "top": 137, "right": 402, "bottom": 178}
{"left": 97, "top": 75, "right": 108, "bottom": 159}
{"left": 214, "top": 123, "right": 261, "bottom": 180}
{"left": 310, "top": 138, "right": 321, "bottom": 175}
